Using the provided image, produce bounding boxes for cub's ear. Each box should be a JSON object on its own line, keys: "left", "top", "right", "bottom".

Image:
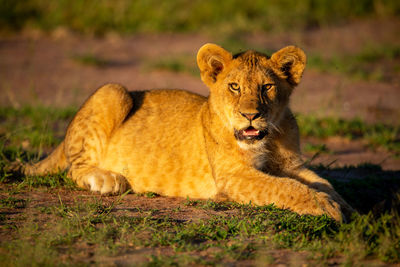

{"left": 270, "top": 46, "right": 306, "bottom": 86}
{"left": 197, "top": 43, "right": 232, "bottom": 86}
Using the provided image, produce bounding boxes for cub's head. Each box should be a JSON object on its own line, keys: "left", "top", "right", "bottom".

{"left": 197, "top": 43, "right": 306, "bottom": 148}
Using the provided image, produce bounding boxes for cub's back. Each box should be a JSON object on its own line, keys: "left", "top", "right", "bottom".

{"left": 100, "top": 89, "right": 216, "bottom": 198}
{"left": 127, "top": 89, "right": 206, "bottom": 128}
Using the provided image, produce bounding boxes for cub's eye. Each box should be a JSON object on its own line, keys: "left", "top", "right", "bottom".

{"left": 229, "top": 83, "right": 240, "bottom": 93}
{"left": 262, "top": 83, "right": 274, "bottom": 92}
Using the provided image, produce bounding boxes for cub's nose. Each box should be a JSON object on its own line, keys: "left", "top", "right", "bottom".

{"left": 240, "top": 112, "right": 260, "bottom": 121}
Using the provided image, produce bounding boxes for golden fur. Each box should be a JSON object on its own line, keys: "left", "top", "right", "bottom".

{"left": 24, "top": 44, "right": 353, "bottom": 221}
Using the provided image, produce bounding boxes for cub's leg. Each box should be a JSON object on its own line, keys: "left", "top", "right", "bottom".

{"left": 65, "top": 84, "right": 133, "bottom": 194}
{"left": 215, "top": 169, "right": 345, "bottom": 221}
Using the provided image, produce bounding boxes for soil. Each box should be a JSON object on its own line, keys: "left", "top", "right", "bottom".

{"left": 1, "top": 18, "right": 400, "bottom": 266}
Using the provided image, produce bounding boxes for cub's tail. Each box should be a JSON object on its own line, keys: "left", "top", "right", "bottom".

{"left": 23, "top": 140, "right": 68, "bottom": 176}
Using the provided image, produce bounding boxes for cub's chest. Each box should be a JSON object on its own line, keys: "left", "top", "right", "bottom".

{"left": 242, "top": 143, "right": 287, "bottom": 176}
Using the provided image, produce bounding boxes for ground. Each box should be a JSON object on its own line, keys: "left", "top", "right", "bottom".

{"left": 1, "top": 18, "right": 400, "bottom": 266}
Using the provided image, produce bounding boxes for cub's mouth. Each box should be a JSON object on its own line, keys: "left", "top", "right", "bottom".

{"left": 234, "top": 126, "right": 268, "bottom": 141}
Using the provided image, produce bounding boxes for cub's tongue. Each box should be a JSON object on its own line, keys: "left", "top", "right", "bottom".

{"left": 243, "top": 127, "right": 260, "bottom": 136}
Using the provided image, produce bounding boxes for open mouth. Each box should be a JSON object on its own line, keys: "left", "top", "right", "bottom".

{"left": 234, "top": 126, "right": 268, "bottom": 141}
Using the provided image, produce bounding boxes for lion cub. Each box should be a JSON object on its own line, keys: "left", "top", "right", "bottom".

{"left": 24, "top": 43, "right": 353, "bottom": 221}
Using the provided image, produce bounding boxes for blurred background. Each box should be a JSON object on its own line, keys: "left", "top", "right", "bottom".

{"left": 0, "top": 0, "right": 399, "bottom": 169}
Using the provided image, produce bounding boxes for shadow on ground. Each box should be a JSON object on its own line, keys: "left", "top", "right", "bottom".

{"left": 313, "top": 164, "right": 400, "bottom": 216}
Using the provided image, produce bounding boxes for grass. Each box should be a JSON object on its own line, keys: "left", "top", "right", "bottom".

{"left": 144, "top": 54, "right": 199, "bottom": 76}
{"left": 303, "top": 143, "right": 332, "bottom": 154}
{"left": 1, "top": 0, "right": 400, "bottom": 35}
{"left": 71, "top": 53, "right": 110, "bottom": 68}
{"left": 136, "top": 191, "right": 160, "bottom": 198}
{"left": 297, "top": 114, "right": 400, "bottom": 155}
{"left": 308, "top": 44, "right": 400, "bottom": 82}
{"left": 19, "top": 172, "right": 77, "bottom": 190}
{"left": 0, "top": 196, "right": 27, "bottom": 209}
{"left": 0, "top": 105, "right": 76, "bottom": 150}
{"left": 0, "top": 105, "right": 399, "bottom": 265}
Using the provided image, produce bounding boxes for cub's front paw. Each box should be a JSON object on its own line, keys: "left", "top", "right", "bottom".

{"left": 310, "top": 191, "right": 343, "bottom": 222}
{"left": 289, "top": 189, "right": 343, "bottom": 221}
{"left": 85, "top": 170, "right": 129, "bottom": 195}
